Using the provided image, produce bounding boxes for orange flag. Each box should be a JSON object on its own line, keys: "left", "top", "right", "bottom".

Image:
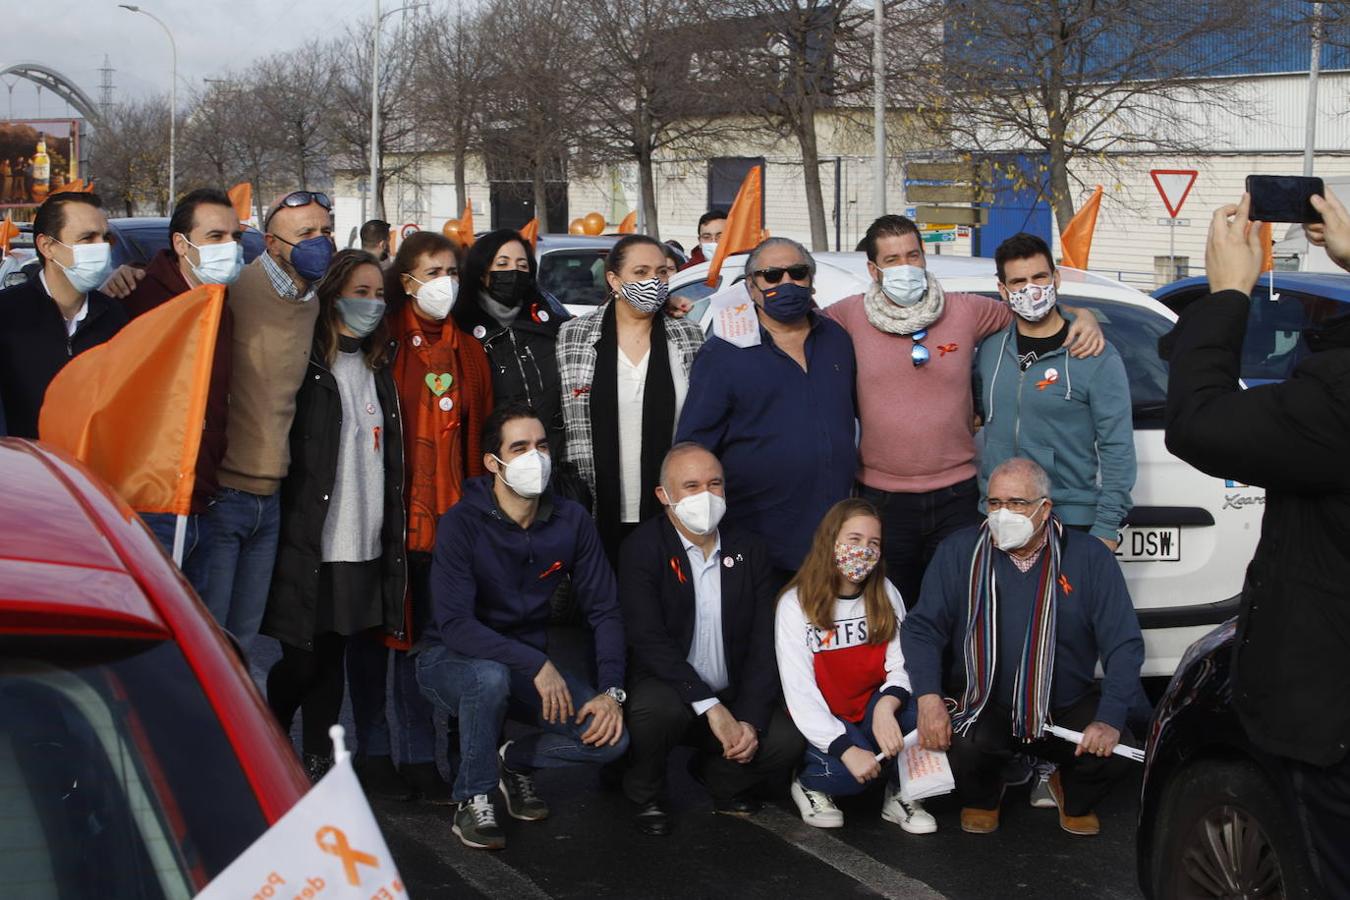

{"left": 618, "top": 210, "right": 637, "bottom": 234}
{"left": 0, "top": 212, "right": 18, "bottom": 254}
{"left": 228, "top": 182, "right": 253, "bottom": 224}
{"left": 706, "top": 166, "right": 764, "bottom": 287}
{"left": 53, "top": 179, "right": 86, "bottom": 195}
{"left": 519, "top": 217, "right": 539, "bottom": 250}
{"left": 457, "top": 202, "right": 475, "bottom": 248}
{"left": 1059, "top": 185, "right": 1103, "bottom": 270}
{"left": 39, "top": 285, "right": 225, "bottom": 516}
{"left": 1260, "top": 222, "right": 1274, "bottom": 272}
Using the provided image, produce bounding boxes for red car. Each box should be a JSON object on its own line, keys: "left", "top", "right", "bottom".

{"left": 0, "top": 438, "right": 308, "bottom": 897}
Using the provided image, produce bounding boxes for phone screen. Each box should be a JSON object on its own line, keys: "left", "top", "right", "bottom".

{"left": 1246, "top": 175, "right": 1324, "bottom": 224}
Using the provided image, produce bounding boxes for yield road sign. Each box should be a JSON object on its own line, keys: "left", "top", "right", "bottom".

{"left": 1151, "top": 169, "right": 1198, "bottom": 218}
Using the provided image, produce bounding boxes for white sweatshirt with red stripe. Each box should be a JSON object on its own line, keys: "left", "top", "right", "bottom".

{"left": 775, "top": 580, "right": 912, "bottom": 756}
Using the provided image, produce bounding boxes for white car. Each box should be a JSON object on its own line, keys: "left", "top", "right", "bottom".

{"left": 670, "top": 252, "right": 1264, "bottom": 678}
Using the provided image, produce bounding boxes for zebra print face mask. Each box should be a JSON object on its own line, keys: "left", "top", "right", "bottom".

{"left": 617, "top": 277, "right": 669, "bottom": 315}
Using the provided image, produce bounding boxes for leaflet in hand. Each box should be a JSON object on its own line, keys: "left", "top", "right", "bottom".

{"left": 897, "top": 730, "right": 956, "bottom": 802}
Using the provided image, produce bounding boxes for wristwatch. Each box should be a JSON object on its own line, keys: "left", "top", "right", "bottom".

{"left": 604, "top": 687, "right": 627, "bottom": 706}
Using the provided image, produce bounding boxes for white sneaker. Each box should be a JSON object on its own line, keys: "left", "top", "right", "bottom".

{"left": 882, "top": 783, "right": 938, "bottom": 834}
{"left": 1029, "top": 763, "right": 1058, "bottom": 809}
{"left": 790, "top": 778, "right": 844, "bottom": 828}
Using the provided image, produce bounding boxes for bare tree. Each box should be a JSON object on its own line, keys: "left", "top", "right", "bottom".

{"left": 89, "top": 98, "right": 172, "bottom": 216}
{"left": 417, "top": 6, "right": 488, "bottom": 212}
{"left": 253, "top": 51, "right": 334, "bottom": 190}
{"left": 574, "top": 0, "right": 749, "bottom": 239}
{"left": 905, "top": 0, "right": 1273, "bottom": 226}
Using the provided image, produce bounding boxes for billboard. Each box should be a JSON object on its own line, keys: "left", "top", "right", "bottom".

{"left": 1, "top": 119, "right": 81, "bottom": 208}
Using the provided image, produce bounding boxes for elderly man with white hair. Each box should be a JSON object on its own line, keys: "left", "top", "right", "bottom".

{"left": 675, "top": 237, "right": 857, "bottom": 581}
{"left": 901, "top": 457, "right": 1144, "bottom": 837}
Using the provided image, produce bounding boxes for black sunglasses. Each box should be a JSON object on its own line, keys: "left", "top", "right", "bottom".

{"left": 264, "top": 190, "right": 333, "bottom": 228}
{"left": 752, "top": 264, "right": 812, "bottom": 285}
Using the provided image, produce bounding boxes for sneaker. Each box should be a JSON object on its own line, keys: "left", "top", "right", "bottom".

{"left": 354, "top": 755, "right": 413, "bottom": 801}
{"left": 400, "top": 761, "right": 453, "bottom": 806}
{"left": 1029, "top": 763, "right": 1058, "bottom": 809}
{"left": 498, "top": 741, "right": 550, "bottom": 821}
{"left": 790, "top": 778, "right": 844, "bottom": 828}
{"left": 881, "top": 783, "right": 937, "bottom": 834}
{"left": 453, "top": 794, "right": 506, "bottom": 850}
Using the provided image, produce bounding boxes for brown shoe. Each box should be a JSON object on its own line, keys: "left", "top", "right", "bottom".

{"left": 960, "top": 807, "right": 1000, "bottom": 833}
{"left": 1048, "top": 771, "right": 1100, "bottom": 836}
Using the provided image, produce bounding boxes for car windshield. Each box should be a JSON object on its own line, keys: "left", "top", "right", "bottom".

{"left": 975, "top": 293, "right": 1172, "bottom": 428}
{"left": 0, "top": 637, "right": 267, "bottom": 898}
{"left": 539, "top": 249, "right": 610, "bottom": 308}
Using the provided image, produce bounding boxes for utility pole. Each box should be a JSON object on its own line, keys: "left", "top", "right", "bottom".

{"left": 873, "top": 1, "right": 886, "bottom": 217}
{"left": 119, "top": 5, "right": 176, "bottom": 206}
{"left": 1304, "top": 1, "right": 1323, "bottom": 177}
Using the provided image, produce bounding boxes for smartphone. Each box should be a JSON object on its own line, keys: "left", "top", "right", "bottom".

{"left": 1246, "top": 175, "right": 1324, "bottom": 223}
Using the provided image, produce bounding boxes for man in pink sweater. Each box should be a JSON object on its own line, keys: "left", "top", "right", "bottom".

{"left": 825, "top": 215, "right": 1104, "bottom": 608}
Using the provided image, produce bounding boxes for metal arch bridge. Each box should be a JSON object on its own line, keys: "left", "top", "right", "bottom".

{"left": 0, "top": 62, "right": 102, "bottom": 125}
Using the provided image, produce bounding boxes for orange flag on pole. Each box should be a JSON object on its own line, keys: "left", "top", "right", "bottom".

{"left": 618, "top": 210, "right": 637, "bottom": 234}
{"left": 706, "top": 166, "right": 764, "bottom": 287}
{"left": 39, "top": 285, "right": 225, "bottom": 518}
{"left": 0, "top": 212, "right": 18, "bottom": 254}
{"left": 1059, "top": 185, "right": 1103, "bottom": 270}
{"left": 519, "top": 217, "right": 539, "bottom": 250}
{"left": 456, "top": 202, "right": 475, "bottom": 248}
{"left": 228, "top": 182, "right": 253, "bottom": 224}
{"left": 1260, "top": 222, "right": 1275, "bottom": 272}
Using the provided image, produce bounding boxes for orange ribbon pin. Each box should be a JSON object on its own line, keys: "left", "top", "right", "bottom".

{"left": 1058, "top": 573, "right": 1073, "bottom": 595}
{"left": 670, "top": 556, "right": 686, "bottom": 584}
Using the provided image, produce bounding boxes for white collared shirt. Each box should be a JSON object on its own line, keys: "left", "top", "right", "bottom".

{"left": 679, "top": 530, "right": 729, "bottom": 714}
{"left": 39, "top": 270, "right": 88, "bottom": 337}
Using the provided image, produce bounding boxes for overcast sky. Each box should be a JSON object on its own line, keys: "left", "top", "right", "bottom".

{"left": 2, "top": 0, "right": 427, "bottom": 119}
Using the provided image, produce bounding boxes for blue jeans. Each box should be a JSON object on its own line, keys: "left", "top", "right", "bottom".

{"left": 415, "top": 644, "right": 629, "bottom": 802}
{"left": 347, "top": 636, "right": 436, "bottom": 766}
{"left": 798, "top": 691, "right": 919, "bottom": 798}
{"left": 199, "top": 487, "right": 280, "bottom": 645}
{"left": 141, "top": 512, "right": 211, "bottom": 597}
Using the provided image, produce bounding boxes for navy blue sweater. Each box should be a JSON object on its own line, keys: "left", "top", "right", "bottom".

{"left": 675, "top": 313, "right": 857, "bottom": 571}
{"left": 901, "top": 525, "right": 1144, "bottom": 731}
{"left": 428, "top": 475, "right": 626, "bottom": 691}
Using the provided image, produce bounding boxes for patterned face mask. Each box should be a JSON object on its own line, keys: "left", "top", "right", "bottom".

{"left": 618, "top": 277, "right": 669, "bottom": 314}
{"left": 834, "top": 542, "right": 881, "bottom": 584}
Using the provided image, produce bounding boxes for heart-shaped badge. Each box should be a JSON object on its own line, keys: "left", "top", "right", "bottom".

{"left": 425, "top": 372, "right": 453, "bottom": 396}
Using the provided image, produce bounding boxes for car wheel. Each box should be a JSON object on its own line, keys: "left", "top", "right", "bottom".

{"left": 1153, "top": 759, "right": 1318, "bottom": 899}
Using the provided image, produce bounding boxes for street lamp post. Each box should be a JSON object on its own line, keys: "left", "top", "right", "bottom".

{"left": 119, "top": 4, "right": 176, "bottom": 208}
{"left": 368, "top": 1, "right": 425, "bottom": 223}
{"left": 873, "top": 0, "right": 886, "bottom": 218}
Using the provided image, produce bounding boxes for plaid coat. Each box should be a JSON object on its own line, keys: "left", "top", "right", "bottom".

{"left": 557, "top": 303, "right": 704, "bottom": 499}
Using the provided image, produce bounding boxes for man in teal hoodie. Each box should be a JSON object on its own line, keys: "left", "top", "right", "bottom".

{"left": 974, "top": 233, "right": 1135, "bottom": 550}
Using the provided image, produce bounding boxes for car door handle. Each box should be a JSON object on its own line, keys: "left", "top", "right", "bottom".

{"left": 1122, "top": 506, "right": 1215, "bottom": 527}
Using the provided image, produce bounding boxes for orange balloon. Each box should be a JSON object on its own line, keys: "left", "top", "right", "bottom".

{"left": 568, "top": 217, "right": 587, "bottom": 235}
{"left": 582, "top": 212, "right": 606, "bottom": 236}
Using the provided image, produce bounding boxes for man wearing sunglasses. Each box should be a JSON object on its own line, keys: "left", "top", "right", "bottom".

{"left": 676, "top": 237, "right": 857, "bottom": 579}
{"left": 825, "top": 215, "right": 1105, "bottom": 611}
{"left": 199, "top": 190, "right": 334, "bottom": 653}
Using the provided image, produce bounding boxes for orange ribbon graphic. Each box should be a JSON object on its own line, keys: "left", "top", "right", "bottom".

{"left": 1036, "top": 378, "right": 1055, "bottom": 391}
{"left": 538, "top": 561, "right": 563, "bottom": 580}
{"left": 670, "top": 556, "right": 686, "bottom": 584}
{"left": 937, "top": 343, "right": 959, "bottom": 356}
{"left": 316, "top": 826, "right": 378, "bottom": 887}
{"left": 1058, "top": 574, "right": 1073, "bottom": 595}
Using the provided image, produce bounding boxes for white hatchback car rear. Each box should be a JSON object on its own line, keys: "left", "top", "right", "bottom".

{"left": 670, "top": 252, "right": 1263, "bottom": 677}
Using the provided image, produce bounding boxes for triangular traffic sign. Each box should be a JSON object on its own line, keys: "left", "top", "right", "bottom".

{"left": 1151, "top": 169, "right": 1198, "bottom": 218}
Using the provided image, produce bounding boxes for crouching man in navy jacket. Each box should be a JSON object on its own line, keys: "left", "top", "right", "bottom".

{"left": 417, "top": 401, "right": 628, "bottom": 851}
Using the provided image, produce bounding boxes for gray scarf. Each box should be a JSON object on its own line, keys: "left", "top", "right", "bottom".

{"left": 481, "top": 295, "right": 522, "bottom": 328}
{"left": 862, "top": 272, "right": 946, "bottom": 336}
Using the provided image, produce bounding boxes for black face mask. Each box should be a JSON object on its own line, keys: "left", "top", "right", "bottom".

{"left": 487, "top": 269, "right": 535, "bottom": 309}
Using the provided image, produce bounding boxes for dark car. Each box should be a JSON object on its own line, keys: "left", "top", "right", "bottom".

{"left": 1154, "top": 273, "right": 1350, "bottom": 385}
{"left": 107, "top": 216, "right": 267, "bottom": 270}
{"left": 1137, "top": 621, "right": 1321, "bottom": 898}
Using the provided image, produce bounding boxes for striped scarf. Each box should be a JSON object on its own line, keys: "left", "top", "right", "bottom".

{"left": 951, "top": 518, "right": 1063, "bottom": 740}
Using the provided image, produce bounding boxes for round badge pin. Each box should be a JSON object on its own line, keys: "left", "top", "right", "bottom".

{"left": 412, "top": 334, "right": 423, "bottom": 347}
{"left": 723, "top": 557, "right": 734, "bottom": 568}
{"left": 538, "top": 310, "right": 550, "bottom": 322}
{"left": 473, "top": 325, "right": 487, "bottom": 339}
{"left": 1046, "top": 368, "right": 1060, "bottom": 382}
{"left": 439, "top": 397, "right": 454, "bottom": 412}
{"left": 365, "top": 402, "right": 376, "bottom": 415}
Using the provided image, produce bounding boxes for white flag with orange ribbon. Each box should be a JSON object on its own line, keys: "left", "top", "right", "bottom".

{"left": 195, "top": 727, "right": 403, "bottom": 900}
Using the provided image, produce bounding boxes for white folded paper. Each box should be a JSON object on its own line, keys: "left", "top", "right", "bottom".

{"left": 896, "top": 730, "right": 957, "bottom": 802}
{"left": 1045, "top": 724, "right": 1146, "bottom": 762}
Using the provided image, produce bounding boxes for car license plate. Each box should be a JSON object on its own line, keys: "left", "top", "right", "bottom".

{"left": 1115, "top": 527, "right": 1180, "bottom": 562}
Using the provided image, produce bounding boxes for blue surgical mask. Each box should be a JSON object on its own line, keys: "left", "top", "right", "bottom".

{"left": 186, "top": 238, "right": 244, "bottom": 286}
{"left": 53, "top": 240, "right": 112, "bottom": 294}
{"left": 880, "top": 264, "right": 928, "bottom": 307}
{"left": 760, "top": 282, "right": 813, "bottom": 323}
{"left": 280, "top": 235, "right": 335, "bottom": 282}
{"left": 335, "top": 296, "right": 387, "bottom": 339}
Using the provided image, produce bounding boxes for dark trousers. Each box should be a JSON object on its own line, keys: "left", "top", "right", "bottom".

{"left": 860, "top": 478, "right": 982, "bottom": 609}
{"left": 947, "top": 691, "right": 1132, "bottom": 817}
{"left": 267, "top": 633, "right": 347, "bottom": 757}
{"left": 622, "top": 678, "right": 805, "bottom": 805}
{"left": 1290, "top": 752, "right": 1350, "bottom": 897}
